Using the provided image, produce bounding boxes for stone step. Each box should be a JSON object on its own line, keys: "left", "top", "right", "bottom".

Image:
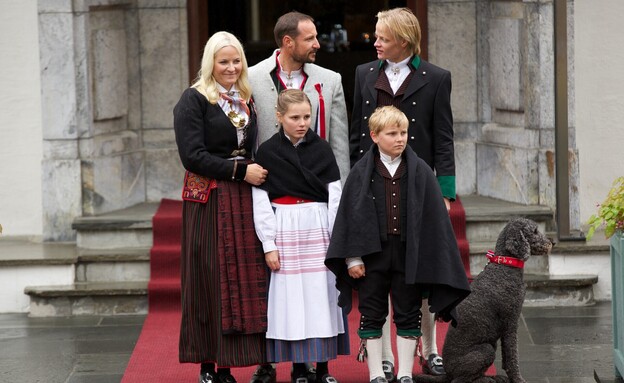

{"left": 0, "top": 238, "right": 77, "bottom": 313}
{"left": 24, "top": 281, "right": 148, "bottom": 317}
{"left": 75, "top": 247, "right": 151, "bottom": 283}
{"left": 460, "top": 194, "right": 554, "bottom": 243}
{"left": 524, "top": 274, "right": 598, "bottom": 307}
{"left": 72, "top": 202, "right": 159, "bottom": 249}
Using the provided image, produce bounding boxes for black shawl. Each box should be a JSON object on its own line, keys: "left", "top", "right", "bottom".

{"left": 255, "top": 129, "right": 340, "bottom": 202}
{"left": 325, "top": 145, "right": 470, "bottom": 325}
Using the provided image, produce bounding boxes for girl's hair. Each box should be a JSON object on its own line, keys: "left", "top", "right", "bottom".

{"left": 276, "top": 89, "right": 312, "bottom": 115}
{"left": 376, "top": 7, "right": 421, "bottom": 56}
{"left": 191, "top": 31, "right": 251, "bottom": 103}
{"left": 368, "top": 105, "right": 409, "bottom": 135}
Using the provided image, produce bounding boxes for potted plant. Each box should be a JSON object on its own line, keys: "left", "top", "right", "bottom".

{"left": 587, "top": 176, "right": 624, "bottom": 380}
{"left": 586, "top": 176, "right": 624, "bottom": 240}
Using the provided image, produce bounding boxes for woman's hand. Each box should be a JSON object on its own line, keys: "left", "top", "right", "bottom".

{"left": 348, "top": 264, "right": 365, "bottom": 279}
{"left": 265, "top": 250, "right": 280, "bottom": 271}
{"left": 244, "top": 163, "right": 268, "bottom": 186}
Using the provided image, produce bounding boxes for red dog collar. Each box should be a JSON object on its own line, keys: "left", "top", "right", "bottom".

{"left": 486, "top": 250, "right": 525, "bottom": 269}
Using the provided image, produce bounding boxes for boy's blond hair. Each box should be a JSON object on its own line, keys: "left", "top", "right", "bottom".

{"left": 368, "top": 105, "right": 409, "bottom": 135}
{"left": 376, "top": 7, "right": 421, "bottom": 56}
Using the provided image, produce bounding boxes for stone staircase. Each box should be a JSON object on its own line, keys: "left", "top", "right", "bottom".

{"left": 4, "top": 195, "right": 606, "bottom": 316}
{"left": 21, "top": 203, "right": 158, "bottom": 316}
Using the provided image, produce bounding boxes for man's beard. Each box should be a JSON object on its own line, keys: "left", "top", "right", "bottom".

{"left": 292, "top": 49, "right": 317, "bottom": 64}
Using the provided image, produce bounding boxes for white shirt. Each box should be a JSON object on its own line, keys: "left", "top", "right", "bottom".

{"left": 379, "top": 150, "right": 402, "bottom": 177}
{"left": 384, "top": 56, "right": 411, "bottom": 94}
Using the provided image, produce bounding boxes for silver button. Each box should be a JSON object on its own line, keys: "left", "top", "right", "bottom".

{"left": 410, "top": 136, "right": 415, "bottom": 140}
{"left": 412, "top": 101, "right": 416, "bottom": 105}
{"left": 422, "top": 71, "right": 426, "bottom": 75}
{"left": 393, "top": 205, "right": 396, "bottom": 208}
{"left": 365, "top": 100, "right": 370, "bottom": 105}
{"left": 369, "top": 67, "right": 374, "bottom": 71}
{"left": 411, "top": 118, "right": 416, "bottom": 122}
{"left": 393, "top": 228, "right": 397, "bottom": 231}
{"left": 392, "top": 181, "right": 396, "bottom": 185}
{"left": 393, "top": 217, "right": 397, "bottom": 220}
{"left": 392, "top": 193, "right": 396, "bottom": 196}
{"left": 275, "top": 123, "right": 279, "bottom": 127}
{"left": 360, "top": 149, "right": 364, "bottom": 153}
{"left": 362, "top": 133, "right": 366, "bottom": 137}
{"left": 364, "top": 116, "right": 368, "bottom": 120}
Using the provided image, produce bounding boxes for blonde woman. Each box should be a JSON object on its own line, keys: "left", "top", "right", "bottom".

{"left": 174, "top": 31, "right": 269, "bottom": 383}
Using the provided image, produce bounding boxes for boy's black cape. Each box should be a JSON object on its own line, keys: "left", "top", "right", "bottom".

{"left": 325, "top": 145, "right": 470, "bottom": 325}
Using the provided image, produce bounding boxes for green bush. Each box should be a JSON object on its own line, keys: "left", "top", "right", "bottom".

{"left": 586, "top": 176, "right": 624, "bottom": 239}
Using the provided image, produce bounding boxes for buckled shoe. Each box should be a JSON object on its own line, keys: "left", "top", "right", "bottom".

{"left": 421, "top": 353, "right": 445, "bottom": 376}
{"left": 382, "top": 360, "right": 395, "bottom": 382}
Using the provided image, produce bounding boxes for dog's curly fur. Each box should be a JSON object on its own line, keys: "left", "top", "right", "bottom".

{"left": 414, "top": 218, "right": 553, "bottom": 383}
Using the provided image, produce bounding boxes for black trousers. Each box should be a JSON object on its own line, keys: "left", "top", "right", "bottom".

{"left": 357, "top": 235, "right": 423, "bottom": 338}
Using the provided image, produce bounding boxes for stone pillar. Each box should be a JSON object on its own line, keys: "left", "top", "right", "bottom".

{"left": 429, "top": 0, "right": 479, "bottom": 196}
{"left": 38, "top": 0, "right": 187, "bottom": 241}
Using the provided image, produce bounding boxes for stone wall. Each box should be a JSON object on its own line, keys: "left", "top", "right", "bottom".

{"left": 429, "top": 0, "right": 579, "bottom": 230}
{"left": 38, "top": 0, "right": 187, "bottom": 241}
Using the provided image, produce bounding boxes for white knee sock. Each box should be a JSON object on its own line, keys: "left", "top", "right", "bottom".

{"left": 420, "top": 299, "right": 437, "bottom": 357}
{"left": 366, "top": 337, "right": 384, "bottom": 381}
{"left": 381, "top": 299, "right": 394, "bottom": 364}
{"left": 396, "top": 336, "right": 418, "bottom": 379}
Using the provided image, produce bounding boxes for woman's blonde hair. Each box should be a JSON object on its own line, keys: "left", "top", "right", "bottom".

{"left": 376, "top": 7, "right": 421, "bottom": 56}
{"left": 369, "top": 105, "right": 409, "bottom": 135}
{"left": 191, "top": 31, "right": 251, "bottom": 104}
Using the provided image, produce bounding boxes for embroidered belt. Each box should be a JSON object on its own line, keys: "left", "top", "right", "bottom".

{"left": 271, "top": 196, "right": 315, "bottom": 204}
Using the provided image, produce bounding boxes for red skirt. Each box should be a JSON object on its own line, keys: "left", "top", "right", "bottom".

{"left": 179, "top": 180, "right": 268, "bottom": 366}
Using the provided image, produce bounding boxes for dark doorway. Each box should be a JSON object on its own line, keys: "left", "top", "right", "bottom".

{"left": 186, "top": 0, "right": 428, "bottom": 115}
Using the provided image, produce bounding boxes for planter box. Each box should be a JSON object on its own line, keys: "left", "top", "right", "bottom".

{"left": 613, "top": 231, "right": 624, "bottom": 378}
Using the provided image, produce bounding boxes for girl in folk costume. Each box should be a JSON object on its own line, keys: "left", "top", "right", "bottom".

{"left": 173, "top": 31, "right": 269, "bottom": 383}
{"left": 252, "top": 89, "right": 348, "bottom": 383}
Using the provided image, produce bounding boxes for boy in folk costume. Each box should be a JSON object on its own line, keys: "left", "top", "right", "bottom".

{"left": 326, "top": 106, "right": 470, "bottom": 383}
{"left": 252, "top": 89, "right": 348, "bottom": 383}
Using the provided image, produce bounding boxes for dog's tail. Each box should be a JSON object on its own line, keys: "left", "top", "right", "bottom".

{"left": 412, "top": 374, "right": 449, "bottom": 383}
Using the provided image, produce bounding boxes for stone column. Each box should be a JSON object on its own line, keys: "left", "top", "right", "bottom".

{"left": 38, "top": 0, "right": 187, "bottom": 241}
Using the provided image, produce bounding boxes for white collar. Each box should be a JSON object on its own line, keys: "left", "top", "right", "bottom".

{"left": 386, "top": 56, "right": 410, "bottom": 72}
{"left": 379, "top": 150, "right": 402, "bottom": 165}
{"left": 284, "top": 131, "right": 306, "bottom": 147}
{"left": 217, "top": 83, "right": 239, "bottom": 96}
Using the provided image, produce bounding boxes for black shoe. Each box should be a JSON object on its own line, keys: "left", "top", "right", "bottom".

{"left": 421, "top": 353, "right": 445, "bottom": 376}
{"left": 199, "top": 371, "right": 216, "bottom": 383}
{"left": 291, "top": 365, "right": 317, "bottom": 383}
{"left": 370, "top": 377, "right": 388, "bottom": 383}
{"left": 316, "top": 373, "right": 338, "bottom": 383}
{"left": 398, "top": 377, "right": 414, "bottom": 383}
{"left": 217, "top": 371, "right": 237, "bottom": 383}
{"left": 250, "top": 365, "right": 277, "bottom": 383}
{"left": 382, "top": 360, "right": 395, "bottom": 382}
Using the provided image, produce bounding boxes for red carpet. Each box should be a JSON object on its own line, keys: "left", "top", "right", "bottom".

{"left": 122, "top": 197, "right": 487, "bottom": 382}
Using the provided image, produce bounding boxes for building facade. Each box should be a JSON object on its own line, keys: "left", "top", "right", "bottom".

{"left": 1, "top": 0, "right": 622, "bottom": 246}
